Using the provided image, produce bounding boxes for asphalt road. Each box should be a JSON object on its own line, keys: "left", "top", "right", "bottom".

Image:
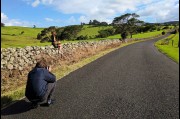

{"left": 1, "top": 34, "right": 179, "bottom": 119}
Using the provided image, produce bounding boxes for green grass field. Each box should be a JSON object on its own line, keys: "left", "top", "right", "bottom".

{"left": 155, "top": 33, "right": 179, "bottom": 63}
{"left": 78, "top": 25, "right": 112, "bottom": 38}
{"left": 1, "top": 26, "right": 167, "bottom": 48}
{"left": 107, "top": 30, "right": 164, "bottom": 39}
{"left": 1, "top": 26, "right": 50, "bottom": 48}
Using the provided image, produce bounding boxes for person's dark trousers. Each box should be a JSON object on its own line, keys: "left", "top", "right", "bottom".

{"left": 30, "top": 82, "right": 56, "bottom": 108}
{"left": 42, "top": 81, "right": 56, "bottom": 103}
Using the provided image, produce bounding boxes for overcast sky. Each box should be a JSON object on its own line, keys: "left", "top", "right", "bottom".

{"left": 1, "top": 0, "right": 179, "bottom": 27}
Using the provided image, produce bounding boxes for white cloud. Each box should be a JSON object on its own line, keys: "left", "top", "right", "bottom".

{"left": 45, "top": 17, "right": 54, "bottom": 22}
{"left": 1, "top": 13, "right": 8, "bottom": 22}
{"left": 79, "top": 16, "right": 88, "bottom": 23}
{"left": 1, "top": 12, "right": 34, "bottom": 27}
{"left": 41, "top": 0, "right": 54, "bottom": 4}
{"left": 25, "top": 0, "right": 179, "bottom": 23}
{"left": 137, "top": 0, "right": 179, "bottom": 22}
{"left": 32, "top": 0, "right": 40, "bottom": 7}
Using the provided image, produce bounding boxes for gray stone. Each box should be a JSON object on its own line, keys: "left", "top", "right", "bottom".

{"left": 9, "top": 57, "right": 15, "bottom": 62}
{"left": 19, "top": 66, "right": 23, "bottom": 71}
{"left": 25, "top": 46, "right": 33, "bottom": 51}
{"left": 7, "top": 63, "right": 13, "bottom": 70}
{"left": 1, "top": 60, "right": 7, "bottom": 64}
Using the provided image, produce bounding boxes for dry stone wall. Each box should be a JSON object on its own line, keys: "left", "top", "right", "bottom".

{"left": 1, "top": 34, "right": 162, "bottom": 73}
{"left": 1, "top": 39, "right": 123, "bottom": 71}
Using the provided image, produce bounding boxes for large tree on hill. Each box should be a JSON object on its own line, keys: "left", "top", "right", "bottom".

{"left": 112, "top": 13, "right": 144, "bottom": 39}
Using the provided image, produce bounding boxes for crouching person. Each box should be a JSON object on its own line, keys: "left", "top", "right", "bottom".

{"left": 25, "top": 59, "right": 56, "bottom": 109}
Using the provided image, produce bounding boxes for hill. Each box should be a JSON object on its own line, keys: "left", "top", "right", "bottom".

{"left": 146, "top": 21, "right": 179, "bottom": 25}
{"left": 1, "top": 24, "right": 175, "bottom": 48}
{"left": 163, "top": 21, "right": 179, "bottom": 25}
{"left": 1, "top": 26, "right": 49, "bottom": 48}
{"left": 1, "top": 25, "right": 113, "bottom": 48}
{"left": 77, "top": 25, "right": 113, "bottom": 38}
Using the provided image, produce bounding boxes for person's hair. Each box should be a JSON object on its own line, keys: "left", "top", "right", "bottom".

{"left": 35, "top": 59, "right": 48, "bottom": 68}
{"left": 51, "top": 31, "right": 56, "bottom": 36}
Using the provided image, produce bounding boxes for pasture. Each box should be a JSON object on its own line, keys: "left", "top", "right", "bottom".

{"left": 1, "top": 26, "right": 50, "bottom": 48}
{"left": 1, "top": 26, "right": 166, "bottom": 48}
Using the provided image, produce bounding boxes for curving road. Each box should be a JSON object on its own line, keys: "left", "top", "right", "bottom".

{"left": 1, "top": 33, "right": 179, "bottom": 119}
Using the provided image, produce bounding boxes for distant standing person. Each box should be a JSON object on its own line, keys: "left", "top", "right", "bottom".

{"left": 51, "top": 31, "right": 62, "bottom": 54}
{"left": 25, "top": 59, "right": 56, "bottom": 109}
{"left": 51, "top": 31, "right": 58, "bottom": 48}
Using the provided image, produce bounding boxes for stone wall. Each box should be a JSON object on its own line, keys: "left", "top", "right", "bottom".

{"left": 1, "top": 39, "right": 123, "bottom": 71}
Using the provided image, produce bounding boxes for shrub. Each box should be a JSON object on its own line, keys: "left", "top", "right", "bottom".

{"left": 76, "top": 35, "right": 88, "bottom": 40}
{"left": 162, "top": 31, "right": 166, "bottom": 35}
{"left": 59, "top": 25, "right": 83, "bottom": 40}
{"left": 37, "top": 33, "right": 42, "bottom": 40}
{"left": 96, "top": 28, "right": 115, "bottom": 38}
{"left": 40, "top": 37, "right": 50, "bottom": 42}
{"left": 157, "top": 28, "right": 161, "bottom": 31}
{"left": 96, "top": 30, "right": 110, "bottom": 38}
{"left": 121, "top": 31, "right": 129, "bottom": 39}
{"left": 60, "top": 31, "right": 72, "bottom": 40}
{"left": 20, "top": 31, "right": 24, "bottom": 35}
{"left": 163, "top": 26, "right": 169, "bottom": 29}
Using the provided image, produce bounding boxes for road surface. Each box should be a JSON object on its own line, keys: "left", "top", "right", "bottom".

{"left": 1, "top": 34, "right": 179, "bottom": 119}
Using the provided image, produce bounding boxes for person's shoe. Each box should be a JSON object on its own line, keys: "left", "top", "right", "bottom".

{"left": 47, "top": 99, "right": 55, "bottom": 106}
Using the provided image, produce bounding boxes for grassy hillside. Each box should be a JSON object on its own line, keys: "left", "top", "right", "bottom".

{"left": 1, "top": 26, "right": 112, "bottom": 48}
{"left": 155, "top": 33, "right": 179, "bottom": 63}
{"left": 1, "top": 26, "right": 49, "bottom": 48}
{"left": 107, "top": 30, "right": 164, "bottom": 39}
{"left": 1, "top": 25, "right": 168, "bottom": 48}
{"left": 77, "top": 25, "right": 112, "bottom": 38}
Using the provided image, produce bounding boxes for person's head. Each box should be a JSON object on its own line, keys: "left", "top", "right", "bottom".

{"left": 51, "top": 31, "right": 56, "bottom": 36}
{"left": 35, "top": 59, "right": 48, "bottom": 68}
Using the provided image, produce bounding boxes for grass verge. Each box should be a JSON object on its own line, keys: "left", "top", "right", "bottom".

{"left": 155, "top": 33, "right": 179, "bottom": 63}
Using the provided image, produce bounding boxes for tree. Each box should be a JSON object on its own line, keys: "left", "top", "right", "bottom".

{"left": 112, "top": 13, "right": 144, "bottom": 39}
{"left": 128, "top": 17, "right": 144, "bottom": 38}
{"left": 1, "top": 23, "right": 5, "bottom": 27}
{"left": 89, "top": 20, "right": 92, "bottom": 25}
{"left": 59, "top": 25, "right": 83, "bottom": 40}
{"left": 92, "top": 19, "right": 100, "bottom": 25}
{"left": 33, "top": 25, "right": 36, "bottom": 28}
{"left": 100, "top": 22, "right": 108, "bottom": 26}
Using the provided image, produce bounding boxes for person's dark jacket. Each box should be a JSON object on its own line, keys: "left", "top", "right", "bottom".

{"left": 25, "top": 67, "right": 56, "bottom": 101}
